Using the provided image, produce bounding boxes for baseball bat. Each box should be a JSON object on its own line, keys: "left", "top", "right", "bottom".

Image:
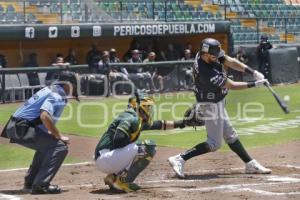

{"left": 264, "top": 82, "right": 289, "bottom": 114}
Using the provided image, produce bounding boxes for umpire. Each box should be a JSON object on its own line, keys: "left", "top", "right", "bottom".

{"left": 168, "top": 38, "right": 271, "bottom": 178}
{"left": 0, "top": 71, "right": 79, "bottom": 194}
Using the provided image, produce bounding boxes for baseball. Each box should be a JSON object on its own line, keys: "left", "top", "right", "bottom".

{"left": 284, "top": 95, "right": 290, "bottom": 102}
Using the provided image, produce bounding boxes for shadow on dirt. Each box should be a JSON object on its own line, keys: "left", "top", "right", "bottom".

{"left": 90, "top": 188, "right": 125, "bottom": 195}
{"left": 0, "top": 189, "right": 70, "bottom": 196}
{"left": 170, "top": 171, "right": 245, "bottom": 180}
{"left": 0, "top": 189, "right": 29, "bottom": 195}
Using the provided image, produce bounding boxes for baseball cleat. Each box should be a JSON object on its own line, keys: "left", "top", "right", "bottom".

{"left": 31, "top": 184, "right": 61, "bottom": 194}
{"left": 168, "top": 155, "right": 185, "bottom": 178}
{"left": 245, "top": 159, "right": 271, "bottom": 174}
{"left": 104, "top": 174, "right": 116, "bottom": 189}
{"left": 23, "top": 182, "right": 32, "bottom": 191}
{"left": 112, "top": 176, "right": 140, "bottom": 193}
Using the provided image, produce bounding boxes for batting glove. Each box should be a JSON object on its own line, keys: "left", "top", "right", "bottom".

{"left": 253, "top": 70, "right": 265, "bottom": 81}
{"left": 254, "top": 79, "right": 268, "bottom": 87}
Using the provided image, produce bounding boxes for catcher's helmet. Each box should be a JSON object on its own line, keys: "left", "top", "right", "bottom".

{"left": 128, "top": 90, "right": 155, "bottom": 125}
{"left": 58, "top": 71, "right": 79, "bottom": 101}
{"left": 200, "top": 38, "right": 225, "bottom": 58}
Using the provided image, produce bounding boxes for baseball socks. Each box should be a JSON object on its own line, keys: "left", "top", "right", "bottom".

{"left": 168, "top": 142, "right": 211, "bottom": 178}
{"left": 228, "top": 139, "right": 271, "bottom": 174}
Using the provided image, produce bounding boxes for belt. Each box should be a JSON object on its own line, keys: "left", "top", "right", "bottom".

{"left": 95, "top": 151, "right": 100, "bottom": 160}
{"left": 94, "top": 149, "right": 109, "bottom": 160}
{"left": 11, "top": 116, "right": 42, "bottom": 127}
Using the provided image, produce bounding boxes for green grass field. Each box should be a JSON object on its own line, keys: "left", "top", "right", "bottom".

{"left": 0, "top": 84, "right": 299, "bottom": 169}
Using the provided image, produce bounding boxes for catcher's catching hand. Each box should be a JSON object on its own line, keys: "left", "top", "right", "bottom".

{"left": 183, "top": 104, "right": 205, "bottom": 127}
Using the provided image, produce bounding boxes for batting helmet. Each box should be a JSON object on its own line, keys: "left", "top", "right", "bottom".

{"left": 199, "top": 38, "right": 225, "bottom": 58}
{"left": 58, "top": 71, "right": 79, "bottom": 101}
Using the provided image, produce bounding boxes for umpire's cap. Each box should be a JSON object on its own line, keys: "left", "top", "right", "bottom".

{"left": 200, "top": 38, "right": 225, "bottom": 58}
{"left": 58, "top": 71, "right": 79, "bottom": 101}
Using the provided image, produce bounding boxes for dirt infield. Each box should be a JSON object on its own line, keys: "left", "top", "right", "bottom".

{"left": 0, "top": 133, "right": 299, "bottom": 200}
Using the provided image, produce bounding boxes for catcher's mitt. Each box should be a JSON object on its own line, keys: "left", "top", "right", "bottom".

{"left": 183, "top": 104, "right": 205, "bottom": 127}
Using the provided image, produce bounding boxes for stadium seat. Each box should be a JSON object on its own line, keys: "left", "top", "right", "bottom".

{"left": 192, "top": 11, "right": 200, "bottom": 20}
{"left": 38, "top": 72, "right": 47, "bottom": 86}
{"left": 197, "top": 5, "right": 203, "bottom": 11}
{"left": 183, "top": 11, "right": 191, "bottom": 20}
{"left": 4, "top": 74, "right": 23, "bottom": 102}
{"left": 50, "top": 3, "right": 61, "bottom": 14}
{"left": 122, "top": 11, "right": 131, "bottom": 21}
{"left": 0, "top": 5, "right": 4, "bottom": 14}
{"left": 29, "top": 0, "right": 39, "bottom": 5}
{"left": 6, "top": 5, "right": 15, "bottom": 13}
{"left": 72, "top": 12, "right": 82, "bottom": 22}
{"left": 199, "top": 11, "right": 208, "bottom": 19}
{"left": 17, "top": 74, "right": 36, "bottom": 99}
{"left": 6, "top": 13, "right": 17, "bottom": 23}
{"left": 71, "top": 3, "right": 81, "bottom": 14}
{"left": 0, "top": 14, "right": 5, "bottom": 23}
{"left": 0, "top": 0, "right": 296, "bottom": 44}
{"left": 158, "top": 11, "right": 166, "bottom": 20}
{"left": 166, "top": 12, "right": 174, "bottom": 21}
{"left": 26, "top": 13, "right": 38, "bottom": 23}
{"left": 16, "top": 13, "right": 25, "bottom": 23}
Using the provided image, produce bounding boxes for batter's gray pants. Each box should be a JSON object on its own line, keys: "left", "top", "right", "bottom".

{"left": 20, "top": 127, "right": 68, "bottom": 187}
{"left": 197, "top": 99, "right": 238, "bottom": 151}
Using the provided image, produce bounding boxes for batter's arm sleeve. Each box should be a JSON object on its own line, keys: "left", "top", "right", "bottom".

{"left": 223, "top": 55, "right": 251, "bottom": 73}
{"left": 223, "top": 78, "right": 249, "bottom": 90}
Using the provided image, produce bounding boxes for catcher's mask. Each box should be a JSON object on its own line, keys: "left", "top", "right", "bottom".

{"left": 58, "top": 71, "right": 80, "bottom": 101}
{"left": 128, "top": 91, "right": 155, "bottom": 126}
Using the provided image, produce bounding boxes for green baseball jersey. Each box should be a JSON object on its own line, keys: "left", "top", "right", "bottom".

{"left": 95, "top": 108, "right": 152, "bottom": 154}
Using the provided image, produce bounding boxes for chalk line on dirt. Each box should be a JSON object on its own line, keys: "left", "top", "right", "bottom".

{"left": 285, "top": 164, "right": 300, "bottom": 169}
{"left": 0, "top": 194, "right": 20, "bottom": 200}
{"left": 163, "top": 175, "right": 300, "bottom": 196}
{"left": 0, "top": 162, "right": 93, "bottom": 173}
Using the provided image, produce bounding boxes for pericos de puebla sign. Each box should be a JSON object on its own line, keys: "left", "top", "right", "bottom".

{"left": 0, "top": 21, "right": 230, "bottom": 40}
{"left": 113, "top": 23, "right": 218, "bottom": 36}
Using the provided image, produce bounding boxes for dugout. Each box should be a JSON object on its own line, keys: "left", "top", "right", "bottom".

{"left": 0, "top": 22, "right": 231, "bottom": 67}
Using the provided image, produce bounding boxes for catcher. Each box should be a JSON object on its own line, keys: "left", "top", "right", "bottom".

{"left": 94, "top": 91, "right": 202, "bottom": 192}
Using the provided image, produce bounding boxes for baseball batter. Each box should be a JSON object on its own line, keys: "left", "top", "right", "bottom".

{"left": 94, "top": 91, "right": 186, "bottom": 192}
{"left": 168, "top": 38, "right": 271, "bottom": 178}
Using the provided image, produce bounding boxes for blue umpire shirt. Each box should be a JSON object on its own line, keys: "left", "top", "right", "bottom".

{"left": 13, "top": 84, "right": 67, "bottom": 130}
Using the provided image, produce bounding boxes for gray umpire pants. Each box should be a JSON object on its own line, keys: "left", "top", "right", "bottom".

{"left": 20, "top": 127, "right": 68, "bottom": 187}
{"left": 197, "top": 99, "right": 238, "bottom": 151}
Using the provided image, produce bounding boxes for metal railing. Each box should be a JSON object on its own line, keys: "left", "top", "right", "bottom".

{"left": 0, "top": 60, "right": 194, "bottom": 103}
